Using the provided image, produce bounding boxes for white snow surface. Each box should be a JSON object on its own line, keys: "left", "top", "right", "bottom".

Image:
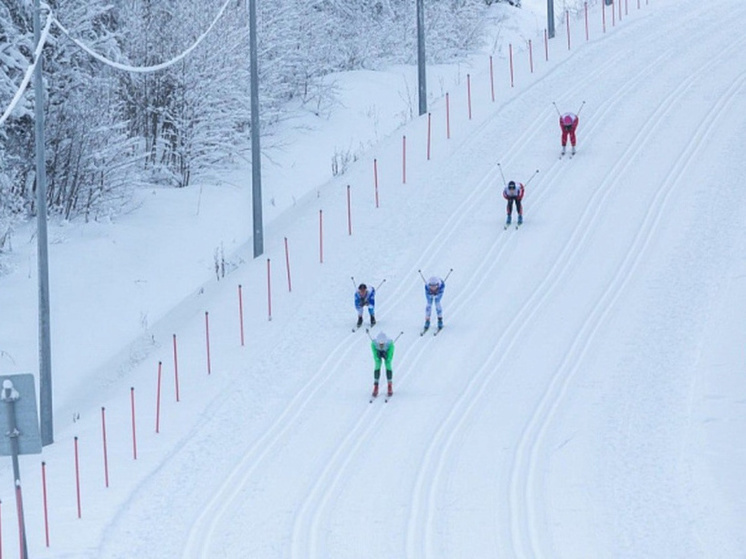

{"left": 2, "top": 0, "right": 746, "bottom": 557}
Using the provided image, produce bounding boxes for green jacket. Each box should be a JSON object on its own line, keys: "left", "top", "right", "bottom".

{"left": 371, "top": 340, "right": 394, "bottom": 369}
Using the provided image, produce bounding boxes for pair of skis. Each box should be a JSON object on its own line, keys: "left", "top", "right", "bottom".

{"left": 369, "top": 390, "right": 393, "bottom": 404}
{"left": 504, "top": 221, "right": 522, "bottom": 230}
{"left": 559, "top": 149, "right": 577, "bottom": 159}
{"left": 420, "top": 324, "right": 444, "bottom": 336}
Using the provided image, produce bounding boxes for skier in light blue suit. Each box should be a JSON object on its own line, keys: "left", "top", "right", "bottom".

{"left": 423, "top": 276, "right": 445, "bottom": 331}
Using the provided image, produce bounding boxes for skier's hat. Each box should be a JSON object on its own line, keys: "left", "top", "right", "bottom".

{"left": 358, "top": 283, "right": 367, "bottom": 290}
{"left": 508, "top": 181, "right": 516, "bottom": 189}
{"left": 428, "top": 276, "right": 440, "bottom": 286}
{"left": 376, "top": 331, "right": 388, "bottom": 346}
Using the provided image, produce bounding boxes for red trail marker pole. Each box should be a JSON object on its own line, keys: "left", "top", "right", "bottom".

{"left": 74, "top": 436, "right": 82, "bottom": 518}
{"left": 346, "top": 184, "right": 352, "bottom": 235}
{"left": 373, "top": 159, "right": 379, "bottom": 208}
{"left": 41, "top": 462, "right": 49, "bottom": 547}
{"left": 101, "top": 407, "right": 109, "bottom": 486}
{"left": 130, "top": 387, "right": 137, "bottom": 460}
{"left": 266, "top": 258, "right": 272, "bottom": 321}
{"left": 204, "top": 312, "right": 212, "bottom": 375}
{"left": 155, "top": 361, "right": 162, "bottom": 432}
{"left": 467, "top": 74, "right": 473, "bottom": 118}
{"left": 284, "top": 237, "right": 292, "bottom": 291}
{"left": 172, "top": 334, "right": 180, "bottom": 402}
{"left": 489, "top": 56, "right": 495, "bottom": 101}
{"left": 237, "top": 285, "right": 245, "bottom": 346}
{"left": 318, "top": 210, "right": 324, "bottom": 263}
{"left": 446, "top": 93, "right": 451, "bottom": 139}
{"left": 585, "top": 3, "right": 589, "bottom": 41}
{"left": 426, "top": 113, "right": 432, "bottom": 160}
{"left": 509, "top": 46, "right": 514, "bottom": 87}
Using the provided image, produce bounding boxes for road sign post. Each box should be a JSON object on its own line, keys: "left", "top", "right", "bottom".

{"left": 1, "top": 374, "right": 43, "bottom": 558}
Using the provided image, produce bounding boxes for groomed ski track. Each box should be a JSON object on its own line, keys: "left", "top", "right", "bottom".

{"left": 96, "top": 0, "right": 746, "bottom": 557}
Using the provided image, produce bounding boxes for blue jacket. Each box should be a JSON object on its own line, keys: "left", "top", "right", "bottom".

{"left": 355, "top": 287, "right": 376, "bottom": 310}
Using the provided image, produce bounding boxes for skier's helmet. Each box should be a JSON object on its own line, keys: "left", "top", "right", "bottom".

{"left": 562, "top": 114, "right": 573, "bottom": 126}
{"left": 428, "top": 276, "right": 440, "bottom": 287}
{"left": 358, "top": 283, "right": 367, "bottom": 291}
{"left": 376, "top": 331, "right": 388, "bottom": 347}
{"left": 508, "top": 181, "right": 516, "bottom": 189}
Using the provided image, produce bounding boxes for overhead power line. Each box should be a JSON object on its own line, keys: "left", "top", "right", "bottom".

{"left": 0, "top": 0, "right": 236, "bottom": 127}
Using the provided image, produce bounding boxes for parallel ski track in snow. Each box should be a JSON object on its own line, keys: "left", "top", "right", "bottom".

{"left": 181, "top": 3, "right": 746, "bottom": 558}
{"left": 182, "top": 41, "right": 620, "bottom": 559}
{"left": 404, "top": 6, "right": 746, "bottom": 559}
{"left": 508, "top": 67, "right": 746, "bottom": 559}
{"left": 285, "top": 31, "right": 639, "bottom": 559}
{"left": 287, "top": 7, "right": 684, "bottom": 559}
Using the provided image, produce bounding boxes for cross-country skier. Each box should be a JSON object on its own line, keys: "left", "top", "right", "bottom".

{"left": 423, "top": 276, "right": 445, "bottom": 332}
{"left": 559, "top": 112, "right": 579, "bottom": 155}
{"left": 371, "top": 331, "right": 394, "bottom": 397}
{"left": 355, "top": 283, "right": 376, "bottom": 327}
{"left": 503, "top": 180, "right": 525, "bottom": 226}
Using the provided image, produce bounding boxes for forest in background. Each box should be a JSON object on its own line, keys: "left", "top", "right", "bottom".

{"left": 0, "top": 0, "right": 504, "bottom": 245}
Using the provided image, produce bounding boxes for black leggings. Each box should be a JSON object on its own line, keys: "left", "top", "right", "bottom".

{"left": 506, "top": 198, "right": 523, "bottom": 216}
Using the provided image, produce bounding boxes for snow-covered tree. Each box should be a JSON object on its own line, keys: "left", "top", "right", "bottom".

{"left": 0, "top": 0, "right": 489, "bottom": 225}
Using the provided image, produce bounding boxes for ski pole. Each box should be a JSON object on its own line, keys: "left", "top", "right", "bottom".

{"left": 497, "top": 162, "right": 507, "bottom": 187}
{"left": 419, "top": 268, "right": 453, "bottom": 283}
{"left": 524, "top": 169, "right": 540, "bottom": 186}
{"left": 366, "top": 329, "right": 403, "bottom": 343}
{"left": 552, "top": 101, "right": 561, "bottom": 116}
{"left": 375, "top": 279, "right": 386, "bottom": 290}
{"left": 351, "top": 276, "right": 358, "bottom": 288}
{"left": 576, "top": 100, "right": 586, "bottom": 116}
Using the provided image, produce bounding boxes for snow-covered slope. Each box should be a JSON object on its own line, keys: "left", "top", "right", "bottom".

{"left": 1, "top": 0, "right": 746, "bottom": 557}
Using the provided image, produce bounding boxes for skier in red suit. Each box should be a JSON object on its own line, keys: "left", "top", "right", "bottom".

{"left": 559, "top": 112, "right": 579, "bottom": 155}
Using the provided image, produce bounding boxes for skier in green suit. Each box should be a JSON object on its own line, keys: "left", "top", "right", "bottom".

{"left": 371, "top": 331, "right": 395, "bottom": 398}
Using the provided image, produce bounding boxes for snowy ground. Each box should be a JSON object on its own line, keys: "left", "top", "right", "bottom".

{"left": 1, "top": 0, "right": 746, "bottom": 557}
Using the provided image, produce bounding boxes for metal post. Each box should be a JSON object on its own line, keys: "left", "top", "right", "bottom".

{"left": 249, "top": 0, "right": 264, "bottom": 257}
{"left": 416, "top": 0, "right": 427, "bottom": 116}
{"left": 2, "top": 381, "right": 29, "bottom": 558}
{"left": 547, "top": 0, "right": 556, "bottom": 39}
{"left": 33, "top": 0, "right": 53, "bottom": 446}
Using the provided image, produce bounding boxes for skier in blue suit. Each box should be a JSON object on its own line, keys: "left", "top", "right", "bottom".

{"left": 355, "top": 283, "right": 376, "bottom": 327}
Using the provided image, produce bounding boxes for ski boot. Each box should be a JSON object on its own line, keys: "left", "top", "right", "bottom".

{"left": 505, "top": 214, "right": 512, "bottom": 226}
{"left": 517, "top": 215, "right": 523, "bottom": 226}
{"left": 424, "top": 319, "right": 430, "bottom": 330}
{"left": 571, "top": 146, "right": 576, "bottom": 155}
{"left": 370, "top": 315, "right": 376, "bottom": 326}
{"left": 372, "top": 382, "right": 379, "bottom": 398}
{"left": 387, "top": 381, "right": 393, "bottom": 397}
{"left": 356, "top": 316, "right": 363, "bottom": 327}
{"left": 437, "top": 317, "right": 443, "bottom": 330}
{"left": 561, "top": 145, "right": 566, "bottom": 155}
